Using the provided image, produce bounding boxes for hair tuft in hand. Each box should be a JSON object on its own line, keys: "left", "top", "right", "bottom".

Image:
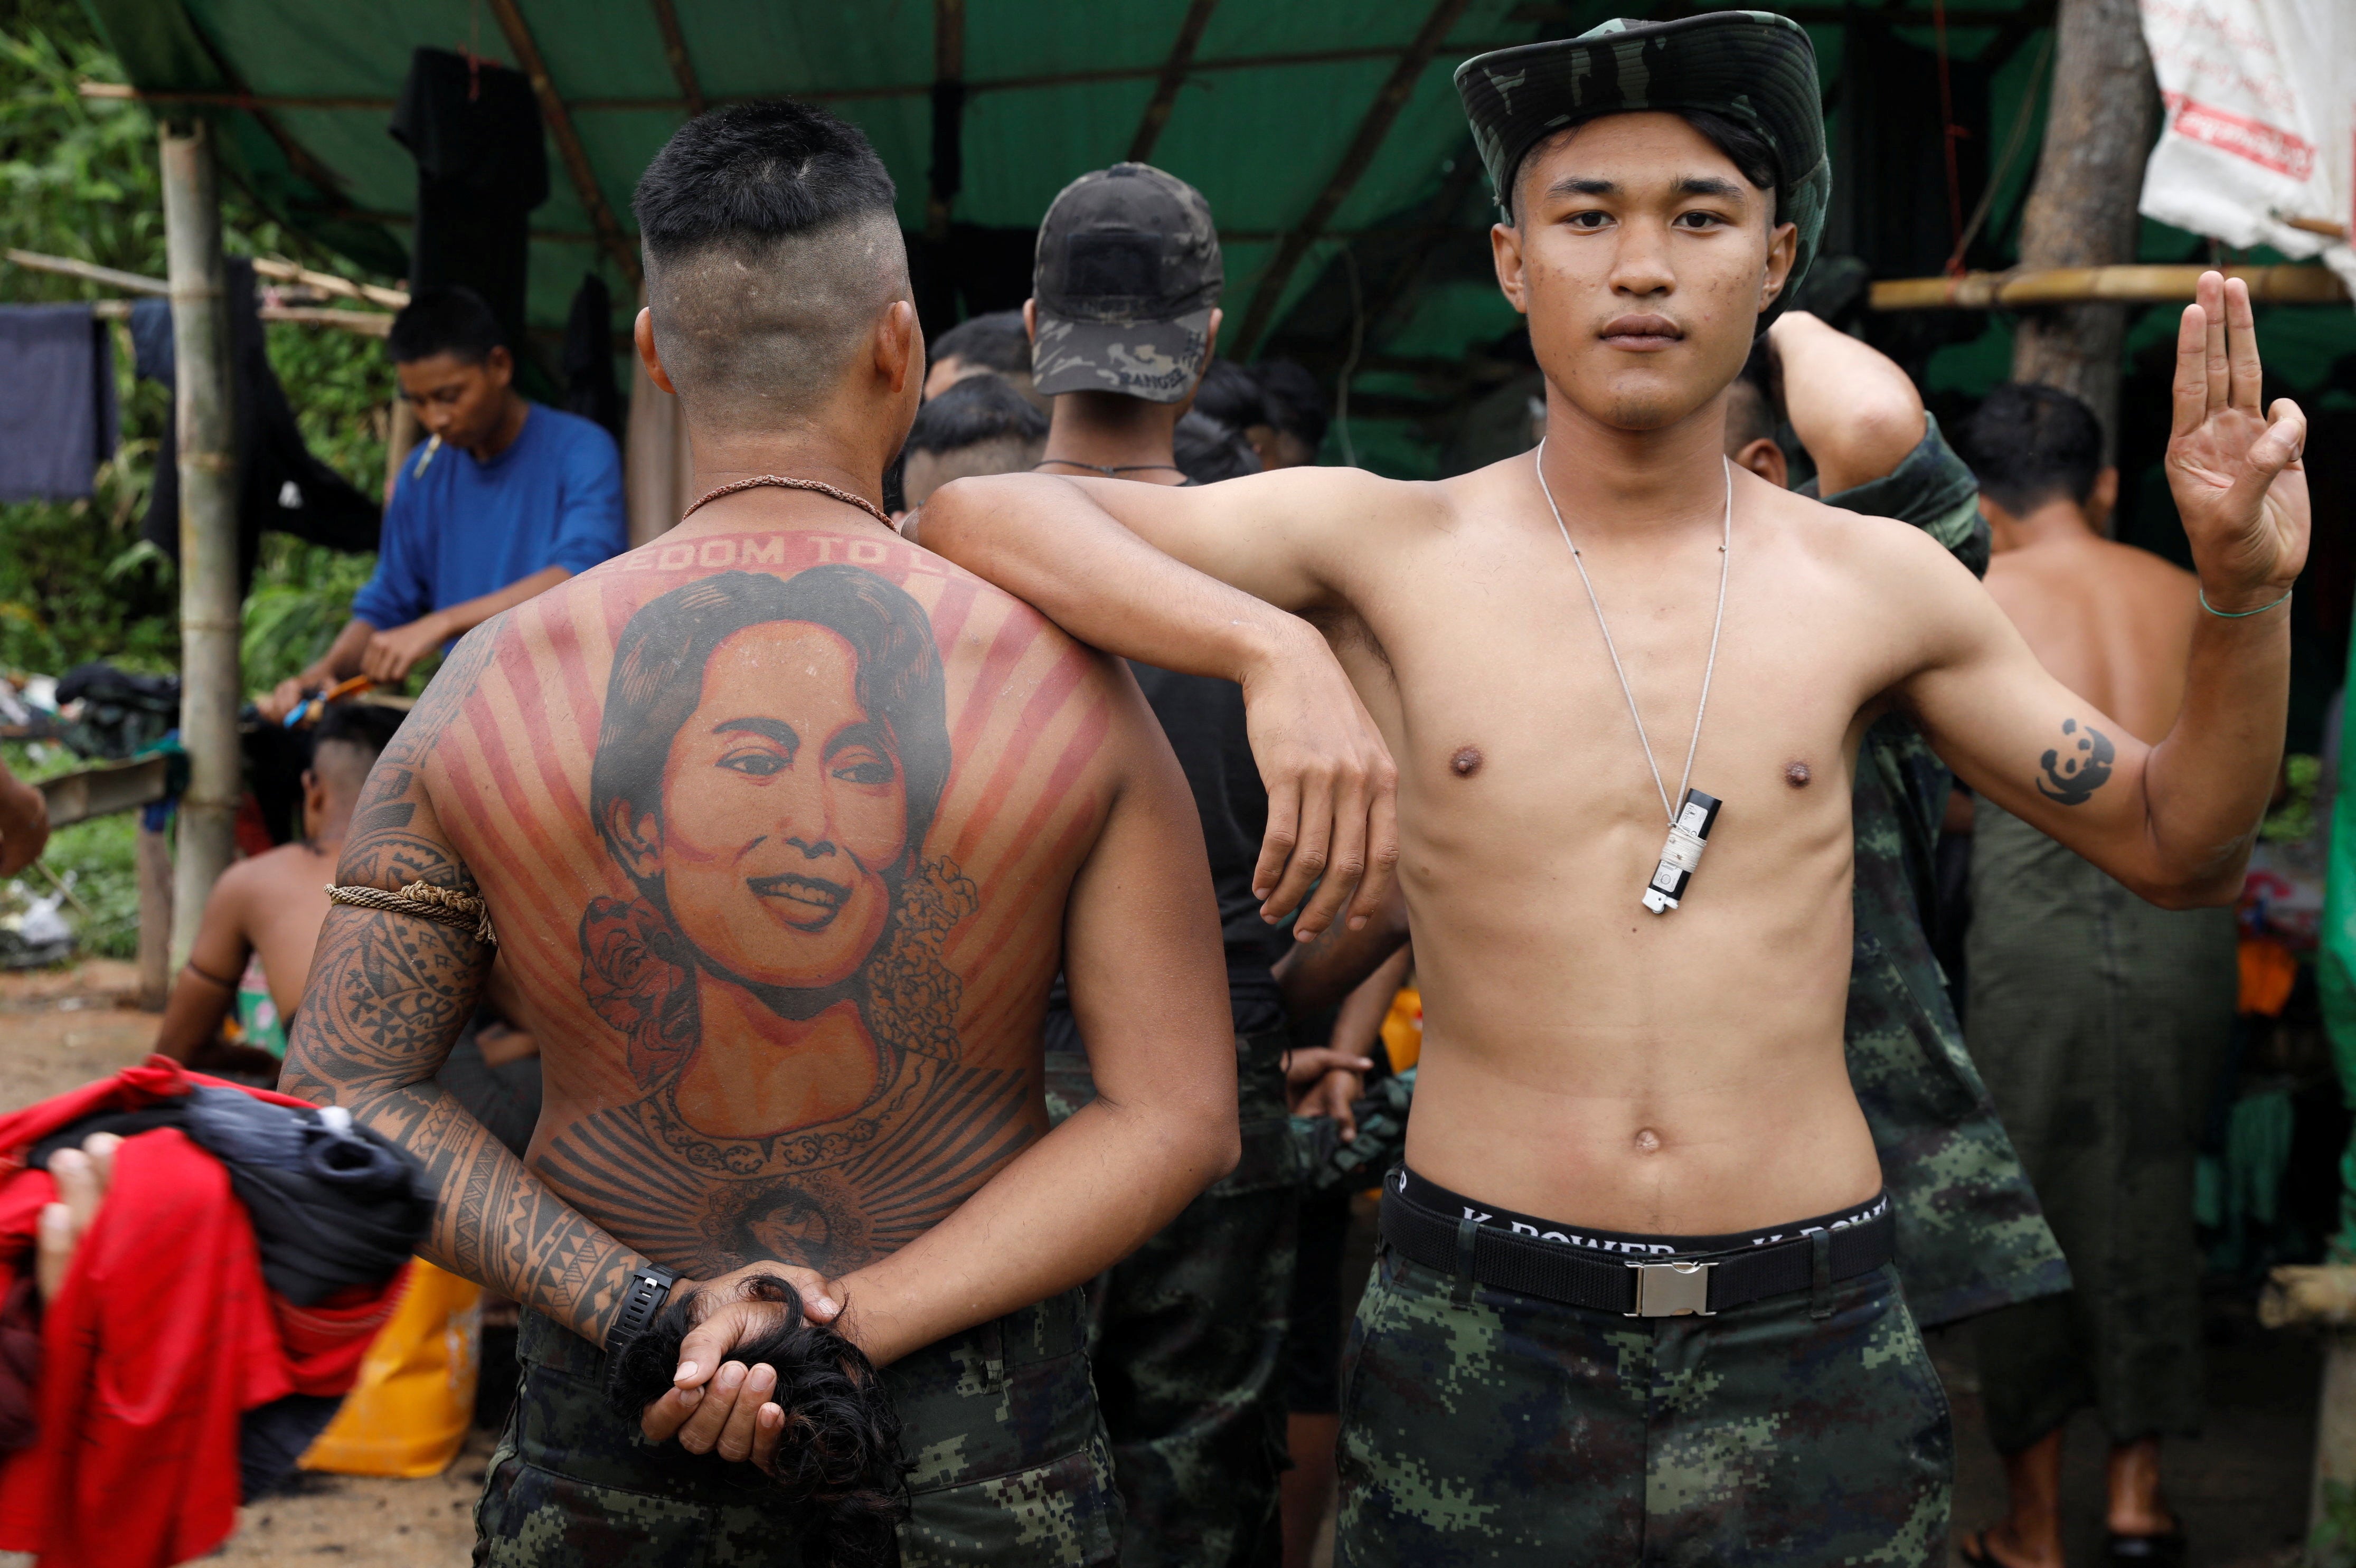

{"left": 606, "top": 1274, "right": 910, "bottom": 1567}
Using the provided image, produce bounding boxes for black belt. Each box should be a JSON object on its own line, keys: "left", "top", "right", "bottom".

{"left": 1379, "top": 1183, "right": 1896, "bottom": 1318}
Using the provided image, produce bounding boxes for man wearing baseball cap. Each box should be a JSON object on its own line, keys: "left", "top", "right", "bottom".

{"left": 1025, "top": 162, "right": 1224, "bottom": 468}
{"left": 919, "top": 13, "right": 2308, "bottom": 1563}
{"left": 1016, "top": 161, "right": 1369, "bottom": 1566}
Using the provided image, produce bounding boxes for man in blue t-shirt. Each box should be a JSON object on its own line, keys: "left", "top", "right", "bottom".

{"left": 259, "top": 286, "right": 627, "bottom": 720}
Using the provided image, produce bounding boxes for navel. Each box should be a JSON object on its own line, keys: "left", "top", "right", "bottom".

{"left": 1449, "top": 745, "right": 1484, "bottom": 778}
{"left": 1784, "top": 760, "right": 1812, "bottom": 789}
{"left": 1633, "top": 1128, "right": 1662, "bottom": 1154}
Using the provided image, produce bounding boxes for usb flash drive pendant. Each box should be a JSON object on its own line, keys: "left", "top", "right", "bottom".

{"left": 1642, "top": 789, "right": 1722, "bottom": 914}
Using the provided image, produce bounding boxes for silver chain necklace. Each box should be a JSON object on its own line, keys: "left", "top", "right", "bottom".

{"left": 1533, "top": 444, "right": 1734, "bottom": 914}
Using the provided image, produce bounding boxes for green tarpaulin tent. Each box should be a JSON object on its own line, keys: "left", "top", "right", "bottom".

{"left": 77, "top": 0, "right": 2152, "bottom": 477}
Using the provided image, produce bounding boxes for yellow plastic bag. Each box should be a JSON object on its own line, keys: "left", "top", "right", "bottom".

{"left": 299, "top": 1259, "right": 482, "bottom": 1478}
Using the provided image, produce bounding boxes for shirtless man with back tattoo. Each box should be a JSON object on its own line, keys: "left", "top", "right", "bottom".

{"left": 282, "top": 100, "right": 1239, "bottom": 1566}
{"left": 911, "top": 15, "right": 2308, "bottom": 1565}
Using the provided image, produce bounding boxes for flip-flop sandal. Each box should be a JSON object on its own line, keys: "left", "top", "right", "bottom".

{"left": 2106, "top": 1530, "right": 2185, "bottom": 1566}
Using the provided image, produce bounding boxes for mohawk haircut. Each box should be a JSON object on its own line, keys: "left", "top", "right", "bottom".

{"left": 632, "top": 100, "right": 909, "bottom": 428}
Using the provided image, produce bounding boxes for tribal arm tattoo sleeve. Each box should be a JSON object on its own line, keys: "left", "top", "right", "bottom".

{"left": 280, "top": 633, "right": 644, "bottom": 1347}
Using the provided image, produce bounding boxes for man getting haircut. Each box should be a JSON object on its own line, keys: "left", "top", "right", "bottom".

{"left": 283, "top": 97, "right": 1241, "bottom": 1567}
{"left": 156, "top": 702, "right": 408, "bottom": 1069}
{"left": 915, "top": 12, "right": 2308, "bottom": 1564}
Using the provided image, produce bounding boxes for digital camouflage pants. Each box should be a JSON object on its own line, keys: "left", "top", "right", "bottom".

{"left": 475, "top": 1292, "right": 1119, "bottom": 1565}
{"left": 1047, "top": 1029, "right": 1301, "bottom": 1568}
{"left": 1336, "top": 1249, "right": 1953, "bottom": 1567}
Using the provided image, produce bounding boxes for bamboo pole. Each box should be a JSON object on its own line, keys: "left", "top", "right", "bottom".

{"left": 1870, "top": 263, "right": 2350, "bottom": 310}
{"left": 8, "top": 247, "right": 397, "bottom": 333}
{"left": 5, "top": 247, "right": 168, "bottom": 295}
{"left": 159, "top": 120, "right": 239, "bottom": 975}
{"left": 248, "top": 256, "right": 408, "bottom": 310}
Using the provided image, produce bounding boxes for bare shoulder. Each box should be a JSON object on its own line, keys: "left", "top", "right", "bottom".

{"left": 227, "top": 840, "right": 327, "bottom": 894}
{"left": 1770, "top": 482, "right": 1982, "bottom": 598}
{"left": 1760, "top": 483, "right": 1998, "bottom": 682}
{"left": 2095, "top": 535, "right": 2200, "bottom": 591}
{"left": 906, "top": 536, "right": 1156, "bottom": 769}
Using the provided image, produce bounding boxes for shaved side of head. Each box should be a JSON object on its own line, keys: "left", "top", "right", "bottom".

{"left": 634, "top": 100, "right": 910, "bottom": 432}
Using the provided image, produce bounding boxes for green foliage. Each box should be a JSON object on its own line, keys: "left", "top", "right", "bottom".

{"left": 0, "top": 20, "right": 165, "bottom": 282}
{"left": 241, "top": 537, "right": 379, "bottom": 694}
{"left": 0, "top": 5, "right": 397, "bottom": 690}
{"left": 2262, "top": 753, "right": 2324, "bottom": 845}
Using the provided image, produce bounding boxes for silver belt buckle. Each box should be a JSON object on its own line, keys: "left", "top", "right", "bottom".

{"left": 1626, "top": 1259, "right": 1714, "bottom": 1317}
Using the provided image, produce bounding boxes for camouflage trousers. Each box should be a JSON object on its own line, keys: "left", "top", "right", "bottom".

{"left": 475, "top": 1293, "right": 1119, "bottom": 1566}
{"left": 1336, "top": 1249, "right": 1953, "bottom": 1567}
{"left": 1046, "top": 1029, "right": 1302, "bottom": 1568}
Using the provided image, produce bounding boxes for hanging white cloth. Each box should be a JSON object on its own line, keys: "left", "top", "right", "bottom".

{"left": 2136, "top": 0, "right": 2355, "bottom": 303}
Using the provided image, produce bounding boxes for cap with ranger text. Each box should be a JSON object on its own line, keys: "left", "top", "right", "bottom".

{"left": 1031, "top": 163, "right": 1222, "bottom": 404}
{"left": 1454, "top": 11, "right": 1829, "bottom": 307}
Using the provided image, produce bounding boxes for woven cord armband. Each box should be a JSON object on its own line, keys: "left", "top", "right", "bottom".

{"left": 324, "top": 880, "right": 498, "bottom": 946}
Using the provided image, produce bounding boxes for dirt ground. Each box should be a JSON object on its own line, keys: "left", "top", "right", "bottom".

{"left": 0, "top": 958, "right": 2330, "bottom": 1565}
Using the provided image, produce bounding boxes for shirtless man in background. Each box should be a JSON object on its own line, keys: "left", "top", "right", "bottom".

{"left": 913, "top": 13, "right": 2306, "bottom": 1563}
{"left": 283, "top": 99, "right": 1239, "bottom": 1566}
{"left": 156, "top": 702, "right": 403, "bottom": 1066}
{"left": 1959, "top": 382, "right": 2236, "bottom": 1568}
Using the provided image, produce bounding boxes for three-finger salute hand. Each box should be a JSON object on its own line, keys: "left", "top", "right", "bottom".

{"left": 2167, "top": 270, "right": 2308, "bottom": 610}
{"left": 1240, "top": 619, "right": 1400, "bottom": 942}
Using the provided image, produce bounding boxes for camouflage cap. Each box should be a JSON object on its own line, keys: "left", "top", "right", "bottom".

{"left": 1032, "top": 163, "right": 1222, "bottom": 404}
{"left": 1454, "top": 11, "right": 1829, "bottom": 310}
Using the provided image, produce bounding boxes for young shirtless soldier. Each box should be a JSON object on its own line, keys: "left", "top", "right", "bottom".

{"left": 157, "top": 702, "right": 403, "bottom": 1068}
{"left": 281, "top": 99, "right": 1240, "bottom": 1565}
{"left": 911, "top": 13, "right": 2308, "bottom": 1563}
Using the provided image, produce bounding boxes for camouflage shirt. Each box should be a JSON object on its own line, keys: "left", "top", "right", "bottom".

{"left": 1821, "top": 415, "right": 2069, "bottom": 1326}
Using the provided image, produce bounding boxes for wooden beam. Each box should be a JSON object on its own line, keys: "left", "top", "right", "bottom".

{"left": 483, "top": 0, "right": 642, "bottom": 286}
{"left": 1869, "top": 263, "right": 2348, "bottom": 309}
{"left": 11, "top": 247, "right": 400, "bottom": 326}
{"left": 259, "top": 305, "right": 394, "bottom": 335}
{"left": 7, "top": 247, "right": 171, "bottom": 295}
{"left": 1231, "top": 0, "right": 1474, "bottom": 356}
{"left": 647, "top": 0, "right": 704, "bottom": 117}
{"left": 250, "top": 255, "right": 408, "bottom": 309}
{"left": 80, "top": 82, "right": 394, "bottom": 110}
{"left": 1127, "top": 0, "right": 1222, "bottom": 164}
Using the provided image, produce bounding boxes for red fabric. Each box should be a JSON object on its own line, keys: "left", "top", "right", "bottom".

{"left": 0, "top": 1059, "right": 409, "bottom": 1567}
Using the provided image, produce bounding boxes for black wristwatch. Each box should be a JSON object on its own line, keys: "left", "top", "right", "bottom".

{"left": 610, "top": 1264, "right": 678, "bottom": 1352}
